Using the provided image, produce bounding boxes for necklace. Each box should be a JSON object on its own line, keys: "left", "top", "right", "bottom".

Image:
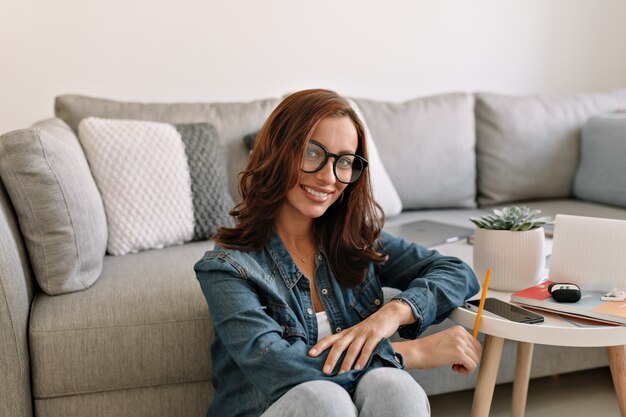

{"left": 287, "top": 245, "right": 317, "bottom": 264}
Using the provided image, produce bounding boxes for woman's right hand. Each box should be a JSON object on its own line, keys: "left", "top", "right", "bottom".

{"left": 308, "top": 299, "right": 413, "bottom": 374}
{"left": 392, "top": 325, "right": 482, "bottom": 375}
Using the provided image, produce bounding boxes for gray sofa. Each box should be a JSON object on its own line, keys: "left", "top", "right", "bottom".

{"left": 2, "top": 89, "right": 626, "bottom": 417}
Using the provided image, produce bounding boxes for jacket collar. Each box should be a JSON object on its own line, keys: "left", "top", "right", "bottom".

{"left": 266, "top": 230, "right": 303, "bottom": 289}
{"left": 266, "top": 229, "right": 327, "bottom": 289}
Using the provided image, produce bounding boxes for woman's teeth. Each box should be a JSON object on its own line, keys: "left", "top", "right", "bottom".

{"left": 303, "top": 186, "right": 328, "bottom": 198}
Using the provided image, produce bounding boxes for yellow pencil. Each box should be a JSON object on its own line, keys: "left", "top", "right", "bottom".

{"left": 472, "top": 269, "right": 492, "bottom": 338}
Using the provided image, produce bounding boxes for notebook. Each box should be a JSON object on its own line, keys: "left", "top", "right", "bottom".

{"left": 549, "top": 214, "right": 626, "bottom": 291}
{"left": 383, "top": 220, "right": 474, "bottom": 248}
{"left": 511, "top": 280, "right": 626, "bottom": 325}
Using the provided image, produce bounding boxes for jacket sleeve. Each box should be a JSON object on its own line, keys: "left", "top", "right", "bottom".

{"left": 378, "top": 232, "right": 480, "bottom": 339}
{"left": 195, "top": 252, "right": 403, "bottom": 403}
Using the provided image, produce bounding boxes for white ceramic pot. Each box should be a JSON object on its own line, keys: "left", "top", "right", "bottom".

{"left": 472, "top": 227, "right": 545, "bottom": 291}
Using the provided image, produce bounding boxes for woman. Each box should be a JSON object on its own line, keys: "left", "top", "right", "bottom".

{"left": 195, "top": 89, "right": 481, "bottom": 417}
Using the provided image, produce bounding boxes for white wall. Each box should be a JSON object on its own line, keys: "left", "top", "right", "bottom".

{"left": 2, "top": 0, "right": 626, "bottom": 134}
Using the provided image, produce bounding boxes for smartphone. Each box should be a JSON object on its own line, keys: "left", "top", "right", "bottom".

{"left": 465, "top": 298, "right": 544, "bottom": 324}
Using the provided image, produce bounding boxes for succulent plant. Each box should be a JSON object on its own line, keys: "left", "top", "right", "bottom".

{"left": 470, "top": 206, "right": 551, "bottom": 231}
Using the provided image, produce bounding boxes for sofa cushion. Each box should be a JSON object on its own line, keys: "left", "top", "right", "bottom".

{"left": 55, "top": 95, "right": 281, "bottom": 202}
{"left": 475, "top": 90, "right": 626, "bottom": 206}
{"left": 29, "top": 240, "right": 214, "bottom": 400}
{"left": 78, "top": 118, "right": 233, "bottom": 255}
{"left": 573, "top": 113, "right": 626, "bottom": 208}
{"left": 354, "top": 93, "right": 476, "bottom": 209}
{"left": 0, "top": 118, "right": 107, "bottom": 295}
{"left": 34, "top": 382, "right": 212, "bottom": 417}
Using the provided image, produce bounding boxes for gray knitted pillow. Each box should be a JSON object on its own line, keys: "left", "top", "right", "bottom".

{"left": 78, "top": 117, "right": 233, "bottom": 255}
{"left": 176, "top": 123, "right": 235, "bottom": 239}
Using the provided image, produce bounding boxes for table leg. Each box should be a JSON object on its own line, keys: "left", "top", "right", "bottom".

{"left": 607, "top": 345, "right": 626, "bottom": 417}
{"left": 511, "top": 342, "right": 534, "bottom": 417}
{"left": 471, "top": 335, "right": 505, "bottom": 417}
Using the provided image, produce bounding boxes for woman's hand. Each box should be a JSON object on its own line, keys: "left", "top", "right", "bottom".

{"left": 393, "top": 325, "right": 482, "bottom": 375}
{"left": 308, "top": 300, "right": 414, "bottom": 374}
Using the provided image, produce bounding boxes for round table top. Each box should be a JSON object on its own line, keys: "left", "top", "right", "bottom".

{"left": 434, "top": 238, "right": 626, "bottom": 347}
{"left": 450, "top": 289, "right": 626, "bottom": 347}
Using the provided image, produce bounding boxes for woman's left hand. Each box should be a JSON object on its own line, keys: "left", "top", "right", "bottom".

{"left": 308, "top": 300, "right": 414, "bottom": 374}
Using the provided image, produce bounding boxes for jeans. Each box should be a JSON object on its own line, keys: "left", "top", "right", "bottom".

{"left": 261, "top": 368, "right": 430, "bottom": 417}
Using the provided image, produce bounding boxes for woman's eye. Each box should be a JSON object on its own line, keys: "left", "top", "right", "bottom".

{"left": 305, "top": 148, "right": 321, "bottom": 159}
{"left": 337, "top": 156, "right": 354, "bottom": 169}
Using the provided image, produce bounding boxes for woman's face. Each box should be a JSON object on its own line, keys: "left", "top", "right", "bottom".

{"left": 280, "top": 116, "right": 358, "bottom": 224}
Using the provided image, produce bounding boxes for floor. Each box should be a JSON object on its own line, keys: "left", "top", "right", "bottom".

{"left": 429, "top": 367, "right": 621, "bottom": 417}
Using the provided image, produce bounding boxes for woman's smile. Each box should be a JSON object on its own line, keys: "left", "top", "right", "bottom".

{"left": 301, "top": 184, "right": 332, "bottom": 202}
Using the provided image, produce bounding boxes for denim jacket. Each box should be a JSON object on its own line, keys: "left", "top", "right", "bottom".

{"left": 194, "top": 231, "right": 479, "bottom": 417}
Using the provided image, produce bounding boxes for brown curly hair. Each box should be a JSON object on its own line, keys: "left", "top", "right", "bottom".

{"left": 215, "top": 89, "right": 387, "bottom": 286}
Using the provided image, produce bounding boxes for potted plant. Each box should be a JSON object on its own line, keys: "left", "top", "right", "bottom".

{"left": 470, "top": 206, "right": 551, "bottom": 291}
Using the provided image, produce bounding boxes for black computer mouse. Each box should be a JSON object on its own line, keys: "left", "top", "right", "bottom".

{"left": 548, "top": 282, "right": 582, "bottom": 303}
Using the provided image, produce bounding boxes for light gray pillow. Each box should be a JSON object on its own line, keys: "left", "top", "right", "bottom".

{"left": 573, "top": 113, "right": 626, "bottom": 208}
{"left": 55, "top": 94, "right": 281, "bottom": 201}
{"left": 354, "top": 93, "right": 476, "bottom": 209}
{"left": 0, "top": 118, "right": 107, "bottom": 295}
{"left": 476, "top": 90, "right": 626, "bottom": 206}
{"left": 78, "top": 118, "right": 233, "bottom": 256}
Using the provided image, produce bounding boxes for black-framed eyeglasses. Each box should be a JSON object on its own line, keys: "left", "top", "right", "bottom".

{"left": 301, "top": 140, "right": 368, "bottom": 184}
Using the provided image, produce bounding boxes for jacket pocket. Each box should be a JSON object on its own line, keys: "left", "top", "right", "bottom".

{"left": 350, "top": 271, "right": 385, "bottom": 319}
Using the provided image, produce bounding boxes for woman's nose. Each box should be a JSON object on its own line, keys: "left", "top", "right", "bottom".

{"left": 315, "top": 158, "right": 336, "bottom": 184}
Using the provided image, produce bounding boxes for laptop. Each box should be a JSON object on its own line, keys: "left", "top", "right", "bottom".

{"left": 549, "top": 214, "right": 626, "bottom": 291}
{"left": 383, "top": 220, "right": 474, "bottom": 248}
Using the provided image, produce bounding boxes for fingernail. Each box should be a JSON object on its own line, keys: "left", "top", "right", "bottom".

{"left": 323, "top": 365, "right": 330, "bottom": 374}
{"left": 309, "top": 348, "right": 317, "bottom": 356}
{"left": 354, "top": 364, "right": 362, "bottom": 370}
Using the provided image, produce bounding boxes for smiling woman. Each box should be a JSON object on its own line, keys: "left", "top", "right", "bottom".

{"left": 216, "top": 89, "right": 384, "bottom": 287}
{"left": 194, "top": 89, "right": 481, "bottom": 417}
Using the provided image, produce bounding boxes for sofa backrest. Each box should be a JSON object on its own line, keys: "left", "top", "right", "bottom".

{"left": 475, "top": 89, "right": 626, "bottom": 206}
{"left": 0, "top": 178, "right": 36, "bottom": 417}
{"left": 55, "top": 95, "right": 281, "bottom": 202}
{"left": 354, "top": 93, "right": 477, "bottom": 210}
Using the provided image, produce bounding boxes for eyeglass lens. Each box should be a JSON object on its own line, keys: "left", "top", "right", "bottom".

{"left": 302, "top": 141, "right": 364, "bottom": 184}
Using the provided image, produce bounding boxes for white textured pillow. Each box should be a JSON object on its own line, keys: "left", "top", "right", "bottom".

{"left": 78, "top": 117, "right": 233, "bottom": 255}
{"left": 348, "top": 100, "right": 403, "bottom": 217}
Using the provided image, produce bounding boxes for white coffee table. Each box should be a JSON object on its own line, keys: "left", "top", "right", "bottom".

{"left": 434, "top": 240, "right": 626, "bottom": 417}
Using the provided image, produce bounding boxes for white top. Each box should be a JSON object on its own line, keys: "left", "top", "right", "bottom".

{"left": 316, "top": 311, "right": 332, "bottom": 340}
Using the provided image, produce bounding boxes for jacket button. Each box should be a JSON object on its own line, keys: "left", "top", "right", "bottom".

{"left": 335, "top": 327, "right": 342, "bottom": 333}
{"left": 306, "top": 308, "right": 313, "bottom": 315}
{"left": 321, "top": 288, "right": 328, "bottom": 295}
{"left": 317, "top": 254, "right": 323, "bottom": 261}
{"left": 374, "top": 298, "right": 381, "bottom": 306}
{"left": 393, "top": 355, "right": 401, "bottom": 364}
